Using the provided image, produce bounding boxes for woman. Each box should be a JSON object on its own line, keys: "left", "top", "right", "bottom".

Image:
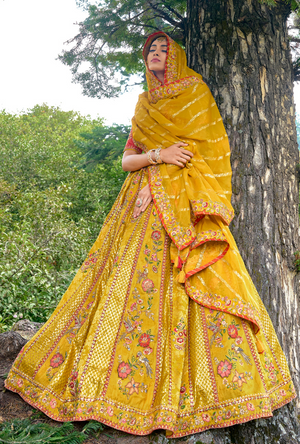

{"left": 4, "top": 31, "right": 296, "bottom": 439}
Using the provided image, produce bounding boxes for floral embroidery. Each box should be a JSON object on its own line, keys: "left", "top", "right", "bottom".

{"left": 207, "top": 311, "right": 227, "bottom": 347}
{"left": 179, "top": 385, "right": 190, "bottom": 410}
{"left": 232, "top": 370, "right": 247, "bottom": 388}
{"left": 149, "top": 76, "right": 203, "bottom": 104}
{"left": 246, "top": 402, "right": 255, "bottom": 411}
{"left": 50, "top": 398, "right": 57, "bottom": 409}
{"left": 217, "top": 360, "right": 232, "bottom": 378}
{"left": 143, "top": 346, "right": 153, "bottom": 355}
{"left": 80, "top": 249, "right": 100, "bottom": 273}
{"left": 118, "top": 362, "right": 132, "bottom": 379}
{"left": 171, "top": 317, "right": 187, "bottom": 351}
{"left": 228, "top": 324, "right": 239, "bottom": 338}
{"left": 65, "top": 369, "right": 80, "bottom": 398}
{"left": 138, "top": 332, "right": 151, "bottom": 347}
{"left": 202, "top": 413, "right": 211, "bottom": 422}
{"left": 263, "top": 353, "right": 279, "bottom": 385}
{"left": 4, "top": 370, "right": 297, "bottom": 437}
{"left": 50, "top": 353, "right": 64, "bottom": 368}
{"left": 191, "top": 229, "right": 227, "bottom": 250}
{"left": 190, "top": 198, "right": 234, "bottom": 227}
{"left": 125, "top": 377, "right": 140, "bottom": 395}
{"left": 186, "top": 281, "right": 261, "bottom": 334}
{"left": 46, "top": 348, "right": 67, "bottom": 381}
{"left": 141, "top": 278, "right": 155, "bottom": 293}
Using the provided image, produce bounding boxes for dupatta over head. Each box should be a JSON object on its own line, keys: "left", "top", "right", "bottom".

{"left": 125, "top": 32, "right": 234, "bottom": 279}
{"left": 125, "top": 32, "right": 266, "bottom": 346}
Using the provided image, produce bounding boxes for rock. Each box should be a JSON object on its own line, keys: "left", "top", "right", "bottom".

{"left": 0, "top": 331, "right": 27, "bottom": 361}
{"left": 11, "top": 319, "right": 44, "bottom": 340}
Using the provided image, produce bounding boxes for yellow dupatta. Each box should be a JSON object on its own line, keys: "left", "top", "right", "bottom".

{"left": 125, "top": 32, "right": 264, "bottom": 344}
{"left": 126, "top": 32, "right": 233, "bottom": 274}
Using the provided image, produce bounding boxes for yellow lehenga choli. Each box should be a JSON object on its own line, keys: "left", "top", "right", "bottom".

{"left": 5, "top": 32, "right": 296, "bottom": 438}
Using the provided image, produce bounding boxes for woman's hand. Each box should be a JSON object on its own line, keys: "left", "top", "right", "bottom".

{"left": 133, "top": 184, "right": 153, "bottom": 218}
{"left": 160, "top": 142, "right": 193, "bottom": 167}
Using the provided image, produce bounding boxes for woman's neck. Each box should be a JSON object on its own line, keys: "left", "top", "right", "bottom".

{"left": 154, "top": 71, "right": 164, "bottom": 84}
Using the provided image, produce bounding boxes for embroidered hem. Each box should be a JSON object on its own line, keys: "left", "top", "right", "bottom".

{"left": 4, "top": 375, "right": 296, "bottom": 439}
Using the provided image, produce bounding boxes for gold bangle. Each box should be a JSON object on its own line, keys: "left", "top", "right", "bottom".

{"left": 147, "top": 149, "right": 157, "bottom": 165}
{"left": 155, "top": 147, "right": 163, "bottom": 164}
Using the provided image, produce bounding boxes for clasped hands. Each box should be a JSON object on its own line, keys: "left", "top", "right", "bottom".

{"left": 133, "top": 142, "right": 193, "bottom": 218}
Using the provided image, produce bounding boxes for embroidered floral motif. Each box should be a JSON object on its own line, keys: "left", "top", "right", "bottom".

{"left": 232, "top": 370, "right": 247, "bottom": 388}
{"left": 4, "top": 371, "right": 297, "bottom": 437}
{"left": 141, "top": 278, "right": 155, "bottom": 293}
{"left": 207, "top": 311, "right": 228, "bottom": 347}
{"left": 191, "top": 229, "right": 227, "bottom": 250}
{"left": 263, "top": 353, "right": 280, "bottom": 385}
{"left": 217, "top": 360, "right": 232, "bottom": 378}
{"left": 171, "top": 317, "right": 187, "bottom": 351}
{"left": 138, "top": 332, "right": 151, "bottom": 347}
{"left": 186, "top": 282, "right": 261, "bottom": 334}
{"left": 81, "top": 249, "right": 100, "bottom": 273}
{"left": 68, "top": 370, "right": 79, "bottom": 397}
{"left": 125, "top": 377, "right": 140, "bottom": 395}
{"left": 149, "top": 76, "right": 203, "bottom": 104}
{"left": 179, "top": 384, "right": 190, "bottom": 409}
{"left": 118, "top": 362, "right": 132, "bottom": 379}
{"left": 190, "top": 198, "right": 234, "bottom": 226}
{"left": 46, "top": 348, "right": 67, "bottom": 381}
{"left": 50, "top": 353, "right": 64, "bottom": 368}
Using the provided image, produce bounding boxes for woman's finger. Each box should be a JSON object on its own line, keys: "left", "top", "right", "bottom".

{"left": 181, "top": 152, "right": 192, "bottom": 159}
{"left": 181, "top": 149, "right": 193, "bottom": 156}
{"left": 141, "top": 197, "right": 152, "bottom": 212}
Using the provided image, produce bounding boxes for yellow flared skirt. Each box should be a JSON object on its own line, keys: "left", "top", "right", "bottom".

{"left": 4, "top": 169, "right": 296, "bottom": 438}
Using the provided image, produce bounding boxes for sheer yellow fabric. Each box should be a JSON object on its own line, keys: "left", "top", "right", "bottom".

{"left": 4, "top": 32, "right": 296, "bottom": 439}
{"left": 126, "top": 32, "right": 261, "bottom": 340}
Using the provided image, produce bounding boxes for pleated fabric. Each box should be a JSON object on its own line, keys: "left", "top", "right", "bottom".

{"left": 5, "top": 169, "right": 296, "bottom": 439}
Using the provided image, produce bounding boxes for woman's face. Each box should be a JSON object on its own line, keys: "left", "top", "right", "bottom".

{"left": 147, "top": 38, "right": 167, "bottom": 80}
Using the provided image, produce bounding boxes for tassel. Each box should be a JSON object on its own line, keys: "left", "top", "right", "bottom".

{"left": 176, "top": 268, "right": 186, "bottom": 283}
{"left": 255, "top": 335, "right": 265, "bottom": 354}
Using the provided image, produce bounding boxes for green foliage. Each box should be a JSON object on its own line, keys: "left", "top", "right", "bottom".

{"left": 75, "top": 123, "right": 130, "bottom": 170}
{"left": 294, "top": 250, "right": 300, "bottom": 271}
{"left": 0, "top": 105, "right": 128, "bottom": 331}
{"left": 295, "top": 113, "right": 300, "bottom": 148}
{"left": 59, "top": 0, "right": 187, "bottom": 98}
{"left": 0, "top": 418, "right": 104, "bottom": 443}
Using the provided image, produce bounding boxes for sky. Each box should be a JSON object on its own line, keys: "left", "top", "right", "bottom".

{"left": 0, "top": 0, "right": 143, "bottom": 125}
{"left": 0, "top": 0, "right": 300, "bottom": 126}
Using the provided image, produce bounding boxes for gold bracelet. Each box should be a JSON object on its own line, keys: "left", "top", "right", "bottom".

{"left": 155, "top": 147, "right": 163, "bottom": 164}
{"left": 147, "top": 149, "right": 157, "bottom": 165}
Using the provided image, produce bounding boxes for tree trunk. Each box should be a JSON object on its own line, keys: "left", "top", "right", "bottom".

{"left": 185, "top": 0, "right": 300, "bottom": 442}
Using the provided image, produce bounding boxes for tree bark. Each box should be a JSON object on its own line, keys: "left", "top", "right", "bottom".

{"left": 185, "top": 0, "right": 300, "bottom": 442}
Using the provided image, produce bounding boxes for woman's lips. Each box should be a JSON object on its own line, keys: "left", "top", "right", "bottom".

{"left": 151, "top": 58, "right": 160, "bottom": 62}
